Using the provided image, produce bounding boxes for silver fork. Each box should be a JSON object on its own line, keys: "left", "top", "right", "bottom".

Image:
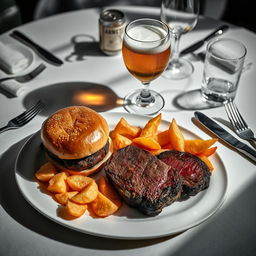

{"left": 0, "top": 100, "right": 44, "bottom": 133}
{"left": 224, "top": 101, "right": 256, "bottom": 148}
{"left": 0, "top": 63, "right": 46, "bottom": 83}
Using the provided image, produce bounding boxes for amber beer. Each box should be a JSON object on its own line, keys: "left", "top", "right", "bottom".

{"left": 122, "top": 24, "right": 170, "bottom": 83}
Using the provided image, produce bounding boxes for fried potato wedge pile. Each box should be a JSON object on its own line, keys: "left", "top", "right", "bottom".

{"left": 35, "top": 164, "right": 122, "bottom": 219}
{"left": 110, "top": 113, "right": 218, "bottom": 172}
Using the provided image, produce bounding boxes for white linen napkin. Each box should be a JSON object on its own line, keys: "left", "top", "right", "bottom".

{"left": 0, "top": 42, "right": 30, "bottom": 74}
{"left": 0, "top": 68, "right": 26, "bottom": 97}
{"left": 0, "top": 80, "right": 25, "bottom": 96}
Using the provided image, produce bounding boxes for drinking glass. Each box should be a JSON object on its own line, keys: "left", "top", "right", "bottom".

{"left": 122, "top": 18, "right": 171, "bottom": 115}
{"left": 161, "top": 0, "right": 199, "bottom": 79}
{"left": 201, "top": 38, "right": 247, "bottom": 104}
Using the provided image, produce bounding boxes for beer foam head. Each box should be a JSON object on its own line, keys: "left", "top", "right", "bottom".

{"left": 124, "top": 24, "right": 170, "bottom": 54}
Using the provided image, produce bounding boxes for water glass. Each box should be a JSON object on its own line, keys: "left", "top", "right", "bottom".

{"left": 201, "top": 38, "right": 247, "bottom": 104}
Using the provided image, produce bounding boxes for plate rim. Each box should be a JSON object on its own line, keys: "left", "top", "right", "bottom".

{"left": 14, "top": 112, "right": 228, "bottom": 239}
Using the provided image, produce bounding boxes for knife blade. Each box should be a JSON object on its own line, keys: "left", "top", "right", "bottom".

{"left": 11, "top": 30, "right": 63, "bottom": 66}
{"left": 194, "top": 111, "right": 256, "bottom": 163}
{"left": 180, "top": 25, "right": 229, "bottom": 56}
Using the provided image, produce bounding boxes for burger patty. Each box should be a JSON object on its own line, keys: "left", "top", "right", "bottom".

{"left": 41, "top": 141, "right": 109, "bottom": 171}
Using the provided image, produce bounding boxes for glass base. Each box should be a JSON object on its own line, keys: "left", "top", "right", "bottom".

{"left": 162, "top": 58, "right": 194, "bottom": 80}
{"left": 123, "top": 89, "right": 165, "bottom": 115}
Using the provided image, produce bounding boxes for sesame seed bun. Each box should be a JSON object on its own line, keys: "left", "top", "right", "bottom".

{"left": 41, "top": 106, "right": 109, "bottom": 160}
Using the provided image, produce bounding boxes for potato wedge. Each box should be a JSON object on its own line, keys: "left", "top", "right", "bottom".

{"left": 198, "top": 155, "right": 214, "bottom": 172}
{"left": 35, "top": 162, "right": 57, "bottom": 182}
{"left": 140, "top": 113, "right": 162, "bottom": 138}
{"left": 98, "top": 176, "right": 122, "bottom": 208}
{"left": 184, "top": 139, "right": 218, "bottom": 155}
{"left": 198, "top": 146, "right": 217, "bottom": 157}
{"left": 169, "top": 118, "right": 185, "bottom": 152}
{"left": 133, "top": 137, "right": 161, "bottom": 150}
{"left": 55, "top": 191, "right": 79, "bottom": 205}
{"left": 112, "top": 117, "right": 141, "bottom": 138}
{"left": 47, "top": 172, "right": 68, "bottom": 193}
{"left": 149, "top": 148, "right": 170, "bottom": 155}
{"left": 156, "top": 130, "right": 170, "bottom": 147}
{"left": 66, "top": 175, "right": 93, "bottom": 191}
{"left": 65, "top": 200, "right": 87, "bottom": 218}
{"left": 90, "top": 192, "right": 119, "bottom": 217}
{"left": 71, "top": 180, "right": 98, "bottom": 204}
{"left": 112, "top": 133, "right": 132, "bottom": 151}
{"left": 161, "top": 143, "right": 173, "bottom": 150}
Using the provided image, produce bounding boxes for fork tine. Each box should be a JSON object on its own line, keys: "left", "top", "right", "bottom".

{"left": 230, "top": 102, "right": 248, "bottom": 130}
{"left": 227, "top": 102, "right": 243, "bottom": 130}
{"left": 224, "top": 103, "right": 237, "bottom": 130}
{"left": 16, "top": 101, "right": 42, "bottom": 121}
{"left": 17, "top": 101, "right": 44, "bottom": 124}
{"left": 16, "top": 64, "right": 46, "bottom": 83}
{"left": 18, "top": 107, "right": 42, "bottom": 125}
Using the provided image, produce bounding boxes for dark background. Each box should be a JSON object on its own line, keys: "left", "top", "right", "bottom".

{"left": 16, "top": 0, "right": 256, "bottom": 32}
{"left": 1, "top": 0, "right": 256, "bottom": 34}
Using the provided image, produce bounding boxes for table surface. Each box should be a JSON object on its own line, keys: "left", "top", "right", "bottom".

{"left": 0, "top": 6, "right": 256, "bottom": 256}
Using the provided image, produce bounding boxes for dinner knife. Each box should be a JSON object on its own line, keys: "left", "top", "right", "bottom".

{"left": 11, "top": 30, "right": 63, "bottom": 66}
{"left": 194, "top": 111, "right": 256, "bottom": 163}
{"left": 180, "top": 25, "right": 229, "bottom": 56}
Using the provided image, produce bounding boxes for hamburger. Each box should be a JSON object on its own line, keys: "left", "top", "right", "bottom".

{"left": 41, "top": 106, "right": 112, "bottom": 175}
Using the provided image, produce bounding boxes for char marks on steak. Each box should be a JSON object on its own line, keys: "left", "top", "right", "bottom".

{"left": 104, "top": 145, "right": 182, "bottom": 216}
{"left": 158, "top": 150, "right": 211, "bottom": 198}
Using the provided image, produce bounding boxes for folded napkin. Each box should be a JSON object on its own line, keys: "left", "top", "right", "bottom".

{"left": 0, "top": 80, "right": 25, "bottom": 96}
{"left": 0, "top": 41, "right": 30, "bottom": 74}
{"left": 0, "top": 69, "right": 25, "bottom": 97}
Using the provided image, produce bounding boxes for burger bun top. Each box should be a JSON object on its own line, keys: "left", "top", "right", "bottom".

{"left": 41, "top": 106, "right": 109, "bottom": 160}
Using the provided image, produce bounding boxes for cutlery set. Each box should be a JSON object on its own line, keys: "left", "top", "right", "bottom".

{"left": 195, "top": 107, "right": 256, "bottom": 163}
{"left": 0, "top": 29, "right": 63, "bottom": 90}
{"left": 11, "top": 30, "right": 63, "bottom": 66}
{"left": 0, "top": 63, "right": 46, "bottom": 83}
{"left": 0, "top": 30, "right": 60, "bottom": 126}
{"left": 224, "top": 101, "right": 256, "bottom": 147}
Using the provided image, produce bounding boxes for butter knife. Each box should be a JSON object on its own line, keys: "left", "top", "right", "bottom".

{"left": 11, "top": 30, "right": 63, "bottom": 66}
{"left": 180, "top": 25, "right": 229, "bottom": 56}
{"left": 194, "top": 111, "right": 256, "bottom": 163}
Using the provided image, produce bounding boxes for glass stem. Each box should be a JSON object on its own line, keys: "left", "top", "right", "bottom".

{"left": 170, "top": 33, "right": 181, "bottom": 67}
{"left": 138, "top": 82, "right": 154, "bottom": 105}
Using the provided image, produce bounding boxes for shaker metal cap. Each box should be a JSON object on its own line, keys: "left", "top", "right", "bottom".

{"left": 100, "top": 9, "right": 125, "bottom": 25}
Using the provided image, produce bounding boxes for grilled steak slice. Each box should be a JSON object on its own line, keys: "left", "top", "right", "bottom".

{"left": 104, "top": 145, "right": 182, "bottom": 216}
{"left": 158, "top": 150, "right": 211, "bottom": 198}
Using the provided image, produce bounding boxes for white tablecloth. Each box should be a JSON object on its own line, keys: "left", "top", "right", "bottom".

{"left": 0, "top": 6, "right": 255, "bottom": 256}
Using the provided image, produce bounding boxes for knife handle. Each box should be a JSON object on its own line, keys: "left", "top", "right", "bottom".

{"left": 11, "top": 30, "right": 63, "bottom": 66}
{"left": 204, "top": 25, "right": 229, "bottom": 42}
{"left": 238, "top": 145, "right": 256, "bottom": 163}
{"left": 12, "top": 30, "right": 37, "bottom": 47}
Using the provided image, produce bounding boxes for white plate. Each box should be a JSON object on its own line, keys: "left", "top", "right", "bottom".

{"left": 15, "top": 112, "right": 228, "bottom": 239}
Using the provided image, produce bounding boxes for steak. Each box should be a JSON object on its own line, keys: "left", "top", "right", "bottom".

{"left": 104, "top": 145, "right": 182, "bottom": 216}
{"left": 157, "top": 150, "right": 211, "bottom": 198}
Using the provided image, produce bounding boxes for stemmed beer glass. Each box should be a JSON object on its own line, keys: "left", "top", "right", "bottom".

{"left": 161, "top": 0, "right": 199, "bottom": 79}
{"left": 122, "top": 18, "right": 171, "bottom": 115}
